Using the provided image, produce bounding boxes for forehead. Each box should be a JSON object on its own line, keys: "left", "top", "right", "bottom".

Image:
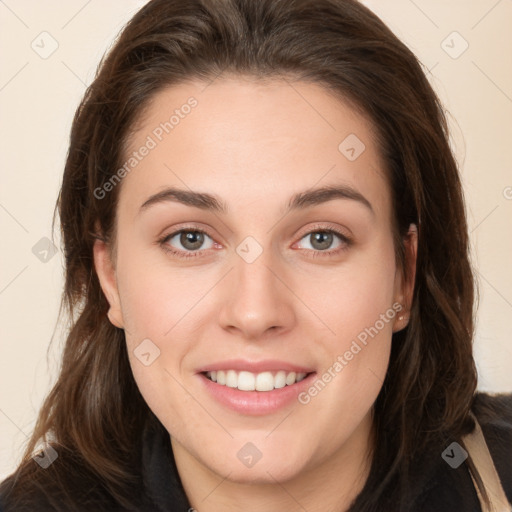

{"left": 118, "top": 77, "right": 390, "bottom": 222}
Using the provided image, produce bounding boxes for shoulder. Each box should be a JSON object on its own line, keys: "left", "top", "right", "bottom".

{"left": 0, "top": 445, "right": 123, "bottom": 512}
{"left": 471, "top": 391, "right": 512, "bottom": 501}
{"left": 471, "top": 391, "right": 512, "bottom": 425}
{"left": 0, "top": 417, "right": 187, "bottom": 512}
{"left": 412, "top": 391, "right": 512, "bottom": 512}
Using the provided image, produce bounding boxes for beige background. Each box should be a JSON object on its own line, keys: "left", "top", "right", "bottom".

{"left": 0, "top": 0, "right": 511, "bottom": 479}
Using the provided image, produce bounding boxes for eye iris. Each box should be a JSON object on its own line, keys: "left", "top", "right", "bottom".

{"left": 181, "top": 231, "right": 204, "bottom": 250}
{"left": 311, "top": 232, "right": 333, "bottom": 250}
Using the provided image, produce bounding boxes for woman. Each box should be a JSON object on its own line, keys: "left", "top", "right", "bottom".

{"left": 0, "top": 0, "right": 511, "bottom": 510}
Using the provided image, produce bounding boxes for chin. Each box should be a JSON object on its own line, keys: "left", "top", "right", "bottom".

{"left": 206, "top": 448, "right": 309, "bottom": 485}
{"left": 223, "top": 463, "right": 304, "bottom": 485}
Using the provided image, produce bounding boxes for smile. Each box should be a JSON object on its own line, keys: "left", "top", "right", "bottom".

{"left": 204, "top": 370, "right": 309, "bottom": 391}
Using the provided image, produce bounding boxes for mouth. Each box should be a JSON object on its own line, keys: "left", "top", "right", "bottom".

{"left": 197, "top": 361, "right": 317, "bottom": 415}
{"left": 202, "top": 369, "right": 311, "bottom": 392}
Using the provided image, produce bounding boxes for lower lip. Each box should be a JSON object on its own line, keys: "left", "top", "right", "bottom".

{"left": 198, "top": 372, "right": 317, "bottom": 416}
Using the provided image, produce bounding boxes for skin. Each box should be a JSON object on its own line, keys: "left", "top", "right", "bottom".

{"left": 94, "top": 76, "right": 417, "bottom": 512}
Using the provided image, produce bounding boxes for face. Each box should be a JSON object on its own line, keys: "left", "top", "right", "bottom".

{"left": 94, "top": 77, "right": 416, "bottom": 485}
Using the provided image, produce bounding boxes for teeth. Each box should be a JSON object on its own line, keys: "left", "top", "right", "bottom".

{"left": 226, "top": 370, "right": 238, "bottom": 388}
{"left": 256, "top": 371, "right": 274, "bottom": 392}
{"left": 285, "top": 372, "right": 297, "bottom": 386}
{"left": 238, "top": 371, "right": 255, "bottom": 391}
{"left": 216, "top": 370, "right": 226, "bottom": 385}
{"left": 274, "top": 370, "right": 287, "bottom": 389}
{"left": 205, "top": 370, "right": 308, "bottom": 391}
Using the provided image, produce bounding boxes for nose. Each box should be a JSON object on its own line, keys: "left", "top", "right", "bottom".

{"left": 218, "top": 247, "right": 296, "bottom": 341}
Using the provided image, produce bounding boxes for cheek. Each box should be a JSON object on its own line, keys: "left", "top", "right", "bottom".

{"left": 115, "top": 252, "right": 221, "bottom": 419}
{"left": 317, "top": 242, "right": 398, "bottom": 338}
{"left": 119, "top": 268, "right": 197, "bottom": 433}
{"left": 307, "top": 240, "right": 397, "bottom": 399}
{"left": 116, "top": 254, "right": 211, "bottom": 342}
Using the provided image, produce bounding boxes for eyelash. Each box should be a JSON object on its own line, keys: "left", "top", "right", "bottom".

{"left": 157, "top": 224, "right": 352, "bottom": 260}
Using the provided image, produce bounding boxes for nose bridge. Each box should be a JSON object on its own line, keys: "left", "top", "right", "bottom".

{"left": 218, "top": 238, "right": 295, "bottom": 339}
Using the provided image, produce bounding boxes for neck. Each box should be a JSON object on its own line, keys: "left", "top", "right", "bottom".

{"left": 171, "top": 411, "right": 374, "bottom": 512}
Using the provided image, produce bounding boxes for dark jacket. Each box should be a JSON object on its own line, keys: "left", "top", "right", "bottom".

{"left": 1, "top": 392, "right": 511, "bottom": 511}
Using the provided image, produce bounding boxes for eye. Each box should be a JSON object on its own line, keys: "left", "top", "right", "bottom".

{"left": 158, "top": 228, "right": 216, "bottom": 258}
{"left": 295, "top": 228, "right": 351, "bottom": 257}
{"left": 158, "top": 225, "right": 352, "bottom": 260}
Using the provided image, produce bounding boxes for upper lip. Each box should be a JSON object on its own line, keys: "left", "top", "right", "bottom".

{"left": 196, "top": 359, "right": 316, "bottom": 374}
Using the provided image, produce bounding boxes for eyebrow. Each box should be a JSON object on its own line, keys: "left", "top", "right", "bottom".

{"left": 138, "top": 184, "right": 374, "bottom": 216}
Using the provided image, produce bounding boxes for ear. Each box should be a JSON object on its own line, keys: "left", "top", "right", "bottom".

{"left": 392, "top": 223, "right": 418, "bottom": 332}
{"left": 93, "top": 237, "right": 125, "bottom": 329}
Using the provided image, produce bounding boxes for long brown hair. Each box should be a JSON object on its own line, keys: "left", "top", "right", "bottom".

{"left": 1, "top": 0, "right": 479, "bottom": 510}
